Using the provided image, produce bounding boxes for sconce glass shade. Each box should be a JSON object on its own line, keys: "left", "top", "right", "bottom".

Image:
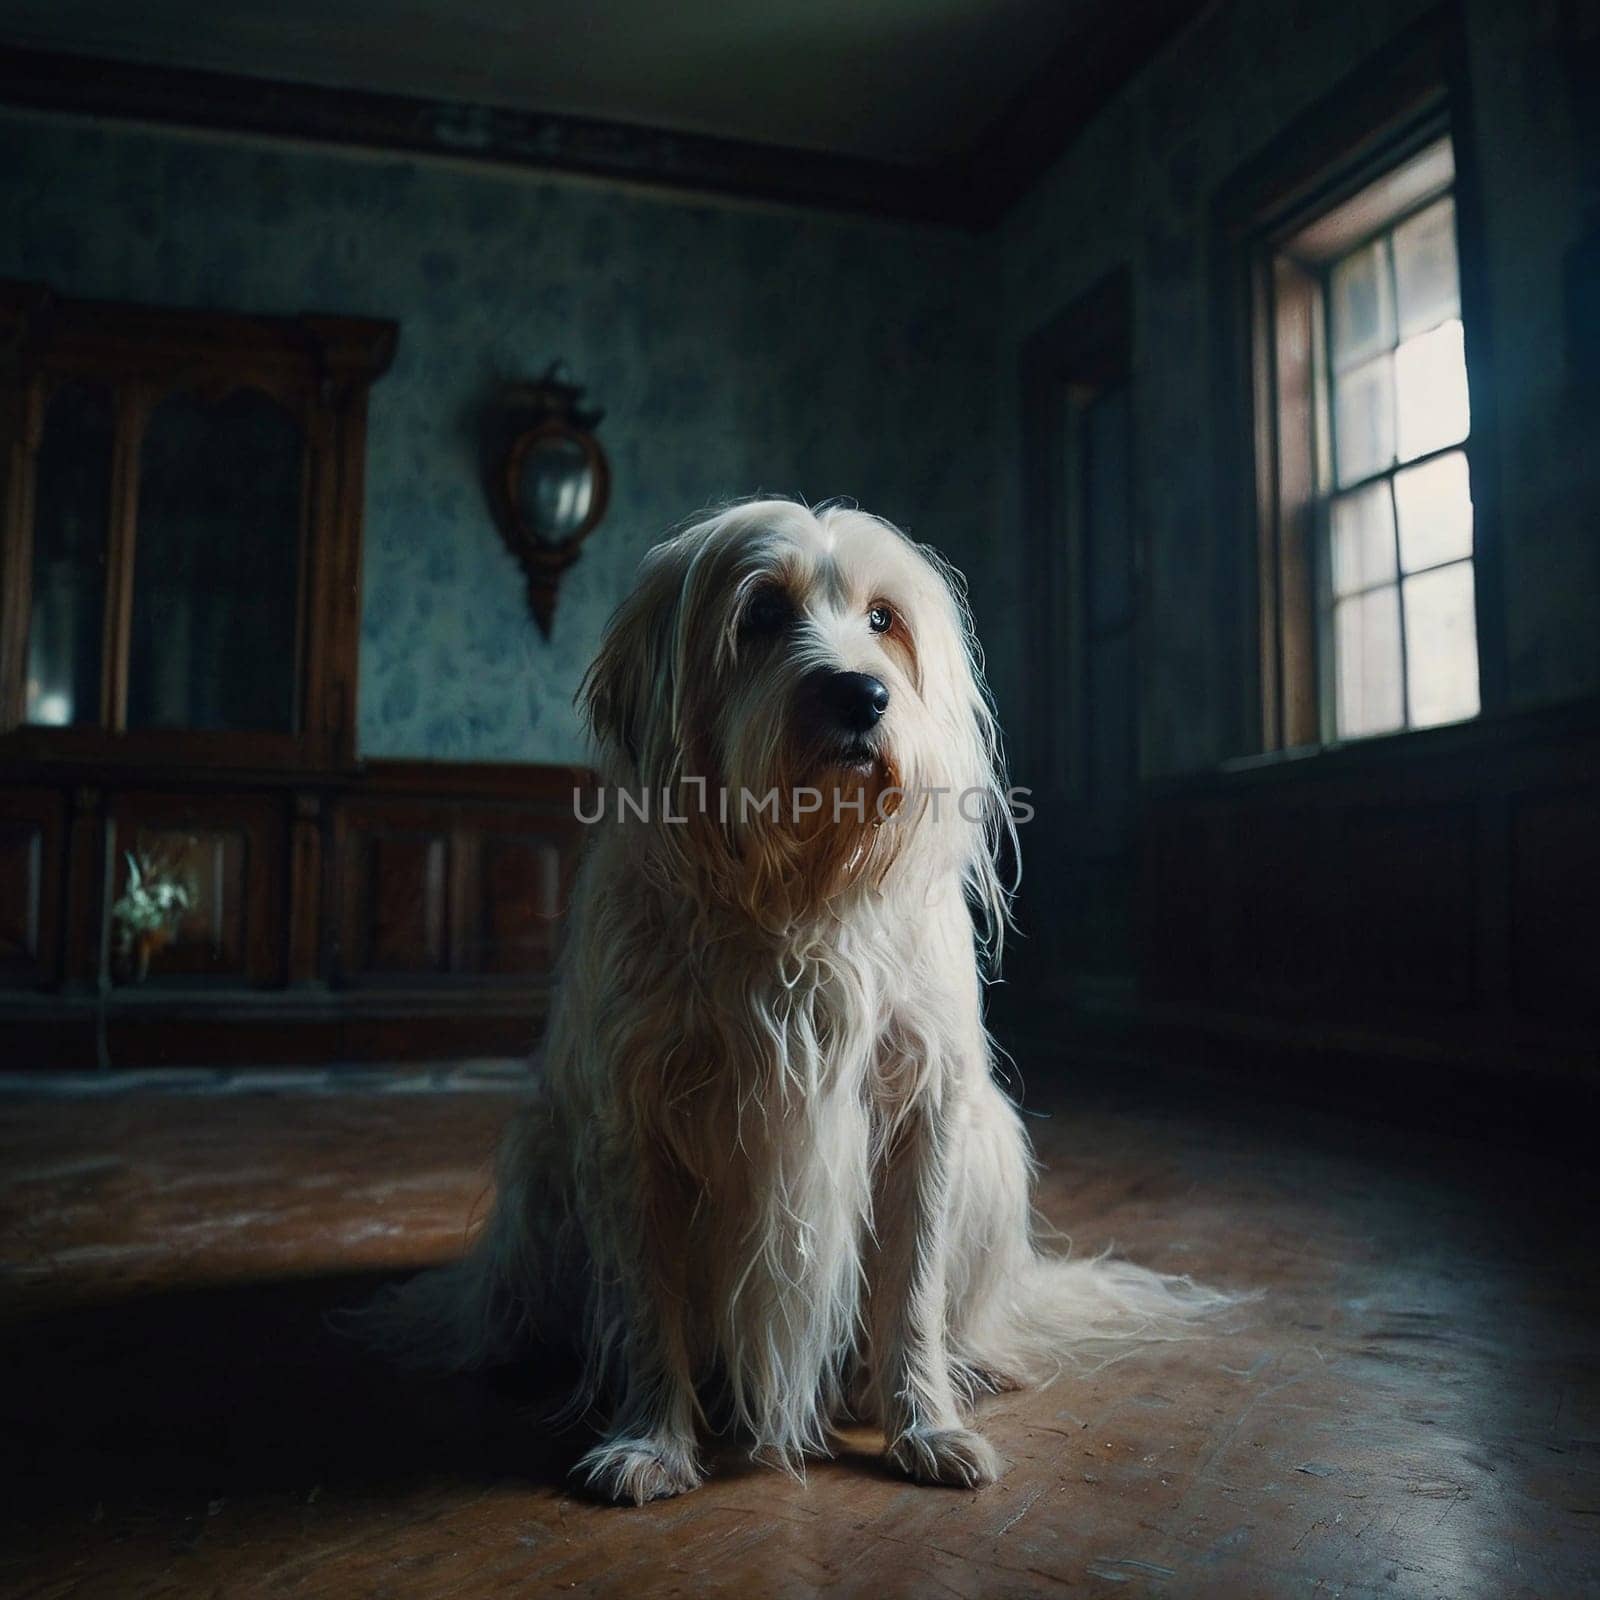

{"left": 514, "top": 431, "right": 595, "bottom": 544}
{"left": 493, "top": 376, "right": 609, "bottom": 635}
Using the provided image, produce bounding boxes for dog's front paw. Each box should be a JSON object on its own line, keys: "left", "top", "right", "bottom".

{"left": 576, "top": 1436, "right": 705, "bottom": 1506}
{"left": 888, "top": 1425, "right": 1001, "bottom": 1488}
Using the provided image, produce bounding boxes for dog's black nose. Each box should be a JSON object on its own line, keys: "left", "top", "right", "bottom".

{"left": 820, "top": 671, "right": 889, "bottom": 734}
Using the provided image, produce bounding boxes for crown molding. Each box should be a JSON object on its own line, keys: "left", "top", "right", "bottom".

{"left": 0, "top": 11, "right": 1206, "bottom": 232}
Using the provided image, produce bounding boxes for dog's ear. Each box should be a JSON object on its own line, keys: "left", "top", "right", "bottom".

{"left": 580, "top": 543, "right": 686, "bottom": 776}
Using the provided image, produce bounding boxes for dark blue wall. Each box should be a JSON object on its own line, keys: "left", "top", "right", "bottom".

{"left": 0, "top": 112, "right": 996, "bottom": 761}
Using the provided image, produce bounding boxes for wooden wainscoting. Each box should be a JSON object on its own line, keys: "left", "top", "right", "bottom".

{"left": 332, "top": 765, "right": 579, "bottom": 988}
{"left": 0, "top": 759, "right": 588, "bottom": 1068}
{"left": 1135, "top": 697, "right": 1600, "bottom": 1075}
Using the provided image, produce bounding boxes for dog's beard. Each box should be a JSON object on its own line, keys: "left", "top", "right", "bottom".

{"left": 792, "top": 737, "right": 901, "bottom": 850}
{"left": 706, "top": 728, "right": 906, "bottom": 930}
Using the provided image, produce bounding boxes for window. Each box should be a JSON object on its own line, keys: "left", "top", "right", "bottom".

{"left": 1219, "top": 19, "right": 1500, "bottom": 758}
{"left": 0, "top": 284, "right": 396, "bottom": 768}
{"left": 1290, "top": 139, "right": 1478, "bottom": 740}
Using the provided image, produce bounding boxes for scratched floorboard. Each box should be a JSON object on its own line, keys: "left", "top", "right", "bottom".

{"left": 0, "top": 1070, "right": 1595, "bottom": 1599}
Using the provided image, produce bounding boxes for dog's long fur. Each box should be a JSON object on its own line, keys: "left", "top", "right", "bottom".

{"left": 369, "top": 499, "right": 1239, "bottom": 1503}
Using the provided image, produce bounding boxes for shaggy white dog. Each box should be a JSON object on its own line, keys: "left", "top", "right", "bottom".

{"left": 380, "top": 499, "right": 1236, "bottom": 1504}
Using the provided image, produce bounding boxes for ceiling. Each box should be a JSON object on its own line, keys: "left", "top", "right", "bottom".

{"left": 1, "top": 0, "right": 1147, "bottom": 166}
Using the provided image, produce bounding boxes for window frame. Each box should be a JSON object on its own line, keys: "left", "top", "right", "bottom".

{"left": 1211, "top": 11, "right": 1505, "bottom": 759}
{"left": 0, "top": 282, "right": 396, "bottom": 772}
{"left": 1305, "top": 157, "right": 1478, "bottom": 742}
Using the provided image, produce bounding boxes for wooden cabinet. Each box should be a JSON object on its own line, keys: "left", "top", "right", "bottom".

{"left": 0, "top": 284, "right": 598, "bottom": 1069}
{"left": 0, "top": 285, "right": 594, "bottom": 1070}
{"left": 0, "top": 761, "right": 589, "bottom": 1067}
{"left": 0, "top": 282, "right": 395, "bottom": 771}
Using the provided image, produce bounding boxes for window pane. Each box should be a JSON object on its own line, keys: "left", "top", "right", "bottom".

{"left": 1329, "top": 480, "right": 1397, "bottom": 598}
{"left": 1334, "top": 353, "right": 1395, "bottom": 487}
{"left": 1333, "top": 585, "right": 1403, "bottom": 738}
{"left": 1330, "top": 237, "right": 1394, "bottom": 373}
{"left": 128, "top": 388, "right": 302, "bottom": 732}
{"left": 1395, "top": 319, "right": 1470, "bottom": 462}
{"left": 1393, "top": 197, "right": 1460, "bottom": 339}
{"left": 26, "top": 381, "right": 112, "bottom": 726}
{"left": 1395, "top": 450, "right": 1473, "bottom": 572}
{"left": 1404, "top": 562, "right": 1480, "bottom": 728}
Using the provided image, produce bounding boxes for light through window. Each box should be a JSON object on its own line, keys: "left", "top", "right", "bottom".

{"left": 1311, "top": 141, "right": 1480, "bottom": 739}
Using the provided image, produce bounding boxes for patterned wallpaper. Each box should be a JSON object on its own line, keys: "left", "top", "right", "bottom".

{"left": 0, "top": 112, "right": 997, "bottom": 763}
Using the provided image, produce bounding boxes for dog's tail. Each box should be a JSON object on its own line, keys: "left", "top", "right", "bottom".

{"left": 336, "top": 1096, "right": 572, "bottom": 1372}
{"left": 956, "top": 1246, "right": 1253, "bottom": 1394}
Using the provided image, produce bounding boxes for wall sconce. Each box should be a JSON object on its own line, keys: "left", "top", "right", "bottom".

{"left": 487, "top": 365, "right": 610, "bottom": 636}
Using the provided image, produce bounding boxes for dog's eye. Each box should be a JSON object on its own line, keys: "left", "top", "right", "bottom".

{"left": 742, "top": 587, "right": 793, "bottom": 635}
{"left": 868, "top": 604, "right": 893, "bottom": 634}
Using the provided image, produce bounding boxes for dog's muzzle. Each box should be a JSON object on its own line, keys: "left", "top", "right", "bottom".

{"left": 799, "top": 669, "right": 889, "bottom": 769}
{"left": 816, "top": 671, "right": 889, "bottom": 734}
{"left": 796, "top": 668, "right": 889, "bottom": 768}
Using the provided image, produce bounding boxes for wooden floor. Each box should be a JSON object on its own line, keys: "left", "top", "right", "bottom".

{"left": 1, "top": 1066, "right": 1596, "bottom": 1599}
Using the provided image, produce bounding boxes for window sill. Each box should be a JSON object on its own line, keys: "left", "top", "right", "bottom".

{"left": 1158, "top": 693, "right": 1600, "bottom": 796}
{"left": 1215, "top": 716, "right": 1484, "bottom": 775}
